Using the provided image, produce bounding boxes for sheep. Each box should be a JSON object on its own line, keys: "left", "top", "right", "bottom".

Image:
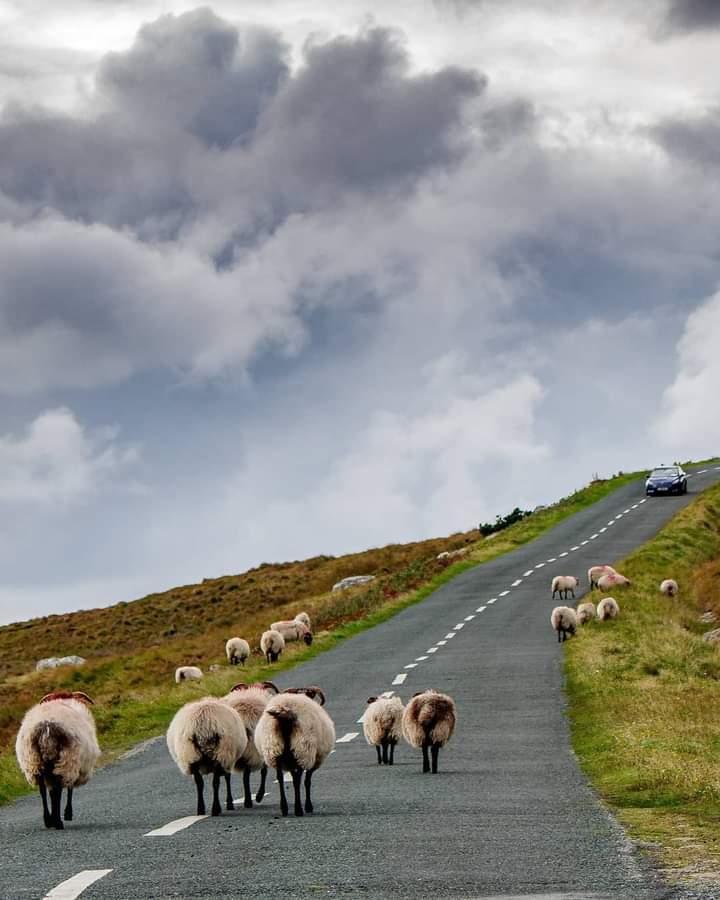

{"left": 551, "top": 575, "right": 580, "bottom": 601}
{"left": 269, "top": 619, "right": 313, "bottom": 646}
{"left": 596, "top": 572, "right": 631, "bottom": 591}
{"left": 576, "top": 602, "right": 596, "bottom": 625}
{"left": 660, "top": 579, "right": 679, "bottom": 597}
{"left": 254, "top": 687, "right": 335, "bottom": 817}
{"left": 551, "top": 606, "right": 577, "bottom": 642}
{"left": 166, "top": 697, "right": 247, "bottom": 816}
{"left": 363, "top": 695, "right": 404, "bottom": 765}
{"left": 225, "top": 638, "right": 250, "bottom": 666}
{"left": 588, "top": 564, "right": 617, "bottom": 588}
{"left": 402, "top": 689, "right": 456, "bottom": 774}
{"left": 294, "top": 612, "right": 311, "bottom": 630}
{"left": 221, "top": 681, "right": 279, "bottom": 810}
{"left": 175, "top": 666, "right": 203, "bottom": 683}
{"left": 597, "top": 597, "right": 620, "bottom": 621}
{"left": 15, "top": 691, "right": 100, "bottom": 829}
{"left": 260, "top": 629, "right": 285, "bottom": 664}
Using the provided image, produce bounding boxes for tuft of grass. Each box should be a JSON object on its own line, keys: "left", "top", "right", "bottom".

{"left": 565, "top": 481, "right": 720, "bottom": 887}
{"left": 0, "top": 467, "right": 650, "bottom": 805}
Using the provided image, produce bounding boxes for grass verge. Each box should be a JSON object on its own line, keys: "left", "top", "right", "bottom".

{"left": 565, "top": 481, "right": 720, "bottom": 888}
{"left": 0, "top": 467, "right": 648, "bottom": 806}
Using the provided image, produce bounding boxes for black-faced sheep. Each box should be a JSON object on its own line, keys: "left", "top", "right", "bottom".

{"left": 660, "top": 579, "right": 679, "bottom": 597}
{"left": 269, "top": 620, "right": 313, "bottom": 646}
{"left": 15, "top": 691, "right": 101, "bottom": 830}
{"left": 551, "top": 606, "right": 577, "bottom": 642}
{"left": 175, "top": 666, "right": 203, "bottom": 683}
{"left": 401, "top": 689, "right": 456, "bottom": 774}
{"left": 597, "top": 597, "right": 620, "bottom": 621}
{"left": 260, "top": 629, "right": 285, "bottom": 664}
{"left": 363, "top": 695, "right": 404, "bottom": 765}
{"left": 254, "top": 687, "right": 335, "bottom": 817}
{"left": 225, "top": 638, "right": 250, "bottom": 666}
{"left": 576, "top": 602, "right": 596, "bottom": 625}
{"left": 166, "top": 697, "right": 247, "bottom": 816}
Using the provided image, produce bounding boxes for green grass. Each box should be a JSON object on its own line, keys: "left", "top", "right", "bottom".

{"left": 565, "top": 480, "right": 720, "bottom": 887}
{"left": 0, "top": 466, "right": 652, "bottom": 806}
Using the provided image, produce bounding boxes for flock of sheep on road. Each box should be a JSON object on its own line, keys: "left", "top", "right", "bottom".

{"left": 550, "top": 565, "right": 678, "bottom": 642}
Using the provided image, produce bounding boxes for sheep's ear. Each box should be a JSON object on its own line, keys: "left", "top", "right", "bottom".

{"left": 259, "top": 681, "right": 279, "bottom": 695}
{"left": 230, "top": 683, "right": 249, "bottom": 693}
{"left": 71, "top": 692, "right": 94, "bottom": 705}
{"left": 366, "top": 696, "right": 378, "bottom": 705}
{"left": 303, "top": 686, "right": 326, "bottom": 705}
{"left": 39, "top": 691, "right": 72, "bottom": 704}
{"left": 411, "top": 690, "right": 427, "bottom": 698}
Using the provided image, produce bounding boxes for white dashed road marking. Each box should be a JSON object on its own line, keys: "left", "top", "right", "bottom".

{"left": 590, "top": 534, "right": 598, "bottom": 540}
{"left": 559, "top": 551, "right": 568, "bottom": 557}
{"left": 523, "top": 570, "right": 533, "bottom": 576}
{"left": 570, "top": 546, "right": 580, "bottom": 551}
{"left": 640, "top": 498, "right": 647, "bottom": 503}
{"left": 476, "top": 606, "right": 486, "bottom": 613}
{"left": 535, "top": 562, "right": 546, "bottom": 568}
{"left": 453, "top": 623, "right": 465, "bottom": 630}
{"left": 44, "top": 870, "right": 114, "bottom": 900}
{"left": 336, "top": 732, "right": 358, "bottom": 743}
{"left": 499, "top": 590, "right": 510, "bottom": 597}
{"left": 404, "top": 663, "right": 418, "bottom": 669}
{"left": 415, "top": 655, "right": 429, "bottom": 661}
{"left": 547, "top": 557, "right": 557, "bottom": 563}
{"left": 631, "top": 504, "right": 638, "bottom": 509}
{"left": 437, "top": 640, "right": 447, "bottom": 645}
{"left": 392, "top": 673, "right": 407, "bottom": 685}
{"left": 511, "top": 579, "right": 522, "bottom": 587}
{"left": 624, "top": 508, "right": 630, "bottom": 513}
{"left": 427, "top": 647, "right": 439, "bottom": 653}
{"left": 380, "top": 691, "right": 395, "bottom": 698}
{"left": 581, "top": 540, "right": 589, "bottom": 545}
{"left": 487, "top": 598, "right": 497, "bottom": 604}
{"left": 464, "top": 614, "right": 475, "bottom": 621}
{"left": 444, "top": 632, "right": 456, "bottom": 639}
{"left": 146, "top": 816, "right": 206, "bottom": 837}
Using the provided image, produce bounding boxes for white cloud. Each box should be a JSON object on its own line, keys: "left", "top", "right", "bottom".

{"left": 654, "top": 288, "right": 720, "bottom": 456}
{"left": 0, "top": 407, "right": 139, "bottom": 503}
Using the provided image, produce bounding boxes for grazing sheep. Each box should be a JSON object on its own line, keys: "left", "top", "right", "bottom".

{"left": 402, "top": 689, "right": 456, "bottom": 774}
{"left": 597, "top": 597, "right": 620, "bottom": 621}
{"left": 225, "top": 638, "right": 250, "bottom": 666}
{"left": 166, "top": 697, "right": 247, "bottom": 816}
{"left": 660, "top": 579, "right": 679, "bottom": 597}
{"left": 363, "top": 695, "right": 404, "bottom": 765}
{"left": 551, "top": 606, "right": 578, "bottom": 642}
{"left": 260, "top": 630, "right": 285, "bottom": 664}
{"left": 15, "top": 691, "right": 101, "bottom": 829}
{"left": 221, "top": 681, "right": 279, "bottom": 810}
{"left": 576, "top": 602, "right": 596, "bottom": 625}
{"left": 175, "top": 666, "right": 203, "bottom": 683}
{"left": 269, "top": 620, "right": 313, "bottom": 646}
{"left": 588, "top": 565, "right": 617, "bottom": 588}
{"left": 254, "top": 687, "right": 335, "bottom": 817}
{"left": 552, "top": 575, "right": 580, "bottom": 601}
{"left": 294, "top": 612, "right": 311, "bottom": 630}
{"left": 596, "top": 572, "right": 631, "bottom": 591}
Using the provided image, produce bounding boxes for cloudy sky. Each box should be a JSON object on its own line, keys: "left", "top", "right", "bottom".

{"left": 0, "top": 0, "right": 718, "bottom": 625}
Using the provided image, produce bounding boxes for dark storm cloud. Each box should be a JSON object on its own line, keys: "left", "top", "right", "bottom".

{"left": 663, "top": 0, "right": 720, "bottom": 35}
{"left": 652, "top": 108, "right": 720, "bottom": 168}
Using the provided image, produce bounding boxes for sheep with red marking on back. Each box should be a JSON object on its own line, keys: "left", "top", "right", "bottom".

{"left": 588, "top": 565, "right": 617, "bottom": 588}
{"left": 254, "top": 686, "right": 335, "bottom": 817}
{"left": 15, "top": 691, "right": 100, "bottom": 830}
{"left": 596, "top": 572, "right": 631, "bottom": 590}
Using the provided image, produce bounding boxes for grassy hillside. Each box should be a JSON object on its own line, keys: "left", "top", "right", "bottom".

{"left": 0, "top": 468, "right": 645, "bottom": 804}
{"left": 566, "top": 481, "right": 720, "bottom": 888}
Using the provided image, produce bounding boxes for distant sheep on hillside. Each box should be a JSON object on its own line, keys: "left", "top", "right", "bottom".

{"left": 175, "top": 666, "right": 203, "bottom": 683}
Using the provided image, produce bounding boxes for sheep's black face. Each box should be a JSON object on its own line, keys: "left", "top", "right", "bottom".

{"left": 303, "top": 633, "right": 313, "bottom": 646}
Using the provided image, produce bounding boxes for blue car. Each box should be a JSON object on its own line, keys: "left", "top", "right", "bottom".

{"left": 645, "top": 465, "right": 688, "bottom": 496}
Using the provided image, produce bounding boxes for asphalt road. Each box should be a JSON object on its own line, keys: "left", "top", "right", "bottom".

{"left": 3, "top": 465, "right": 720, "bottom": 900}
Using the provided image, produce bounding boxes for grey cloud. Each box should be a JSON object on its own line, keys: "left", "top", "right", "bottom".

{"left": 652, "top": 108, "right": 720, "bottom": 168}
{"left": 663, "top": 0, "right": 720, "bottom": 35}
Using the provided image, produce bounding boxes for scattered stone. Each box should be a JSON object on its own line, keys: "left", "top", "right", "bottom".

{"left": 35, "top": 655, "right": 86, "bottom": 672}
{"left": 702, "top": 628, "right": 720, "bottom": 644}
{"left": 700, "top": 611, "right": 718, "bottom": 623}
{"left": 332, "top": 575, "right": 376, "bottom": 592}
{"left": 208, "top": 664, "right": 221, "bottom": 672}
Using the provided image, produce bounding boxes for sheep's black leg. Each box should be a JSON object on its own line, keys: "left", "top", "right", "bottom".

{"left": 39, "top": 777, "right": 52, "bottom": 828}
{"left": 291, "top": 768, "right": 304, "bottom": 817}
{"left": 225, "top": 773, "right": 233, "bottom": 810}
{"left": 376, "top": 745, "right": 382, "bottom": 765}
{"left": 243, "top": 768, "right": 253, "bottom": 808}
{"left": 557, "top": 629, "right": 562, "bottom": 643}
{"left": 211, "top": 769, "right": 222, "bottom": 816}
{"left": 256, "top": 765, "right": 267, "bottom": 803}
{"left": 422, "top": 743, "right": 430, "bottom": 773}
{"left": 382, "top": 741, "right": 389, "bottom": 765}
{"left": 389, "top": 742, "right": 395, "bottom": 765}
{"left": 431, "top": 744, "right": 440, "bottom": 774}
{"left": 50, "top": 782, "right": 63, "bottom": 829}
{"left": 192, "top": 767, "right": 205, "bottom": 816}
{"left": 277, "top": 765, "right": 288, "bottom": 817}
{"left": 304, "top": 768, "right": 315, "bottom": 814}
{"left": 64, "top": 787, "right": 73, "bottom": 821}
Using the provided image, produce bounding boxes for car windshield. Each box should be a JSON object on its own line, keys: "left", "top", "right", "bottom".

{"left": 650, "top": 467, "right": 679, "bottom": 477}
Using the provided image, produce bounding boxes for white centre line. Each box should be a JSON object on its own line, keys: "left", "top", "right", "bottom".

{"left": 581, "top": 540, "right": 589, "bottom": 545}
{"left": 476, "top": 605, "right": 487, "bottom": 613}
{"left": 336, "top": 732, "right": 358, "bottom": 743}
{"left": 487, "top": 598, "right": 497, "bottom": 604}
{"left": 535, "top": 562, "right": 546, "bottom": 568}
{"left": 715, "top": 467, "right": 720, "bottom": 471}
{"left": 404, "top": 662, "right": 418, "bottom": 668}
{"left": 392, "top": 673, "right": 407, "bottom": 685}
{"left": 559, "top": 551, "right": 568, "bottom": 557}
{"left": 427, "top": 647, "right": 439, "bottom": 653}
{"left": 615, "top": 514, "right": 623, "bottom": 519}
{"left": 631, "top": 504, "right": 639, "bottom": 509}
{"left": 436, "top": 640, "right": 447, "bottom": 645}
{"left": 415, "top": 655, "right": 429, "bottom": 661}
{"left": 640, "top": 498, "right": 647, "bottom": 503}
{"left": 523, "top": 570, "right": 534, "bottom": 576}
{"left": 464, "top": 614, "right": 475, "bottom": 621}
{"left": 499, "top": 590, "right": 510, "bottom": 597}
{"left": 570, "top": 546, "right": 580, "bottom": 551}
{"left": 380, "top": 691, "right": 395, "bottom": 698}
{"left": 444, "top": 632, "right": 456, "bottom": 639}
{"left": 511, "top": 579, "right": 522, "bottom": 587}
{"left": 624, "top": 508, "right": 630, "bottom": 513}
{"left": 547, "top": 557, "right": 557, "bottom": 563}
{"left": 699, "top": 469, "right": 708, "bottom": 474}
{"left": 146, "top": 816, "right": 206, "bottom": 837}
{"left": 44, "top": 870, "right": 114, "bottom": 900}
{"left": 606, "top": 521, "right": 614, "bottom": 526}
{"left": 590, "top": 534, "right": 598, "bottom": 540}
